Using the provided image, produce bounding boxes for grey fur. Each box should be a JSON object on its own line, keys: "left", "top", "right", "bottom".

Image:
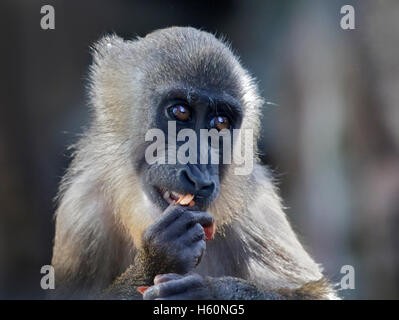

{"left": 52, "top": 27, "right": 338, "bottom": 299}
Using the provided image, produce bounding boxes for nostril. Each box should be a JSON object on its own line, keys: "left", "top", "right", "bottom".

{"left": 199, "top": 182, "right": 215, "bottom": 196}
{"left": 194, "top": 179, "right": 215, "bottom": 197}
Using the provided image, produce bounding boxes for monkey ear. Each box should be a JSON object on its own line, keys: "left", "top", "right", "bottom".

{"left": 91, "top": 34, "right": 127, "bottom": 63}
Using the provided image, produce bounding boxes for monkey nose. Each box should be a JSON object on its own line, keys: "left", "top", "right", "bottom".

{"left": 180, "top": 167, "right": 215, "bottom": 198}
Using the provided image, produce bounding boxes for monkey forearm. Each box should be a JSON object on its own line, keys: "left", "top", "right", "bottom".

{"left": 102, "top": 247, "right": 179, "bottom": 299}
{"left": 206, "top": 276, "right": 332, "bottom": 300}
{"left": 102, "top": 251, "right": 153, "bottom": 299}
{"left": 206, "top": 276, "right": 284, "bottom": 300}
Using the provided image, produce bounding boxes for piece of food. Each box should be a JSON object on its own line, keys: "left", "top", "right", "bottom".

{"left": 204, "top": 223, "right": 216, "bottom": 241}
{"left": 175, "top": 193, "right": 195, "bottom": 206}
{"left": 137, "top": 286, "right": 149, "bottom": 294}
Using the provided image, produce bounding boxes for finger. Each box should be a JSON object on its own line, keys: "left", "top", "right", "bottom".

{"left": 190, "top": 240, "right": 206, "bottom": 266}
{"left": 143, "top": 275, "right": 200, "bottom": 300}
{"left": 191, "top": 211, "right": 214, "bottom": 228}
{"left": 155, "top": 293, "right": 198, "bottom": 300}
{"left": 154, "top": 273, "right": 183, "bottom": 285}
{"left": 155, "top": 289, "right": 206, "bottom": 300}
{"left": 180, "top": 223, "right": 205, "bottom": 244}
{"left": 165, "top": 211, "right": 214, "bottom": 238}
{"left": 149, "top": 205, "right": 185, "bottom": 233}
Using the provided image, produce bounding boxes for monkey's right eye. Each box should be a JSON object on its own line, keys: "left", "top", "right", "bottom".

{"left": 169, "top": 104, "right": 192, "bottom": 121}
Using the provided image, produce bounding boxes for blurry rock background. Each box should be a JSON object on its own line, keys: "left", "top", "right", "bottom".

{"left": 0, "top": 0, "right": 398, "bottom": 299}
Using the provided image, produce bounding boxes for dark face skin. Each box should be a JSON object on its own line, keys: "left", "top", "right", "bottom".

{"left": 140, "top": 85, "right": 243, "bottom": 212}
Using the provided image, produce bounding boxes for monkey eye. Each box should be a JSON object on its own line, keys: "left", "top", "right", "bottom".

{"left": 210, "top": 115, "right": 231, "bottom": 131}
{"left": 169, "top": 104, "right": 191, "bottom": 121}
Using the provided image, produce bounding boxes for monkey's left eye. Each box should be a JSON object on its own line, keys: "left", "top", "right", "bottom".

{"left": 210, "top": 115, "right": 231, "bottom": 131}
{"left": 169, "top": 104, "right": 191, "bottom": 121}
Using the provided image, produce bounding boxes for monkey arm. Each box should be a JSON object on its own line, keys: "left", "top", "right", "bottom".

{"left": 206, "top": 276, "right": 285, "bottom": 300}
{"left": 139, "top": 273, "right": 335, "bottom": 300}
{"left": 101, "top": 249, "right": 167, "bottom": 300}
{"left": 205, "top": 276, "right": 334, "bottom": 300}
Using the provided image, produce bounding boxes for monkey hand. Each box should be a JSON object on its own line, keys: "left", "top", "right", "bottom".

{"left": 142, "top": 273, "right": 213, "bottom": 300}
{"left": 141, "top": 205, "right": 214, "bottom": 278}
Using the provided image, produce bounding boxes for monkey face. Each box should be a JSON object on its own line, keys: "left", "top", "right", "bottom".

{"left": 139, "top": 86, "right": 243, "bottom": 212}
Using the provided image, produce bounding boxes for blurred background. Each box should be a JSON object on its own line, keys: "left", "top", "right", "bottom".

{"left": 0, "top": 0, "right": 398, "bottom": 299}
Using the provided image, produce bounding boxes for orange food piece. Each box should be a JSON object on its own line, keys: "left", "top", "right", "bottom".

{"left": 204, "top": 223, "right": 216, "bottom": 241}
{"left": 175, "top": 194, "right": 195, "bottom": 207}
{"left": 137, "top": 286, "right": 149, "bottom": 294}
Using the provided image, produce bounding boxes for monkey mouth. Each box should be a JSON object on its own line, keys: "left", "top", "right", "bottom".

{"left": 157, "top": 187, "right": 187, "bottom": 205}
{"left": 150, "top": 185, "right": 216, "bottom": 211}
